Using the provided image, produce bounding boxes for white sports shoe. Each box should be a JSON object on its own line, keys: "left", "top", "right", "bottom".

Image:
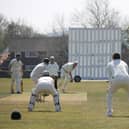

{"left": 106, "top": 110, "right": 113, "bottom": 117}
{"left": 28, "top": 107, "right": 33, "bottom": 112}
{"left": 28, "top": 104, "right": 33, "bottom": 112}
{"left": 55, "top": 105, "right": 61, "bottom": 112}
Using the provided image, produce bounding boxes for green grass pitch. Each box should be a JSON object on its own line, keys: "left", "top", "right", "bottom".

{"left": 0, "top": 78, "right": 129, "bottom": 129}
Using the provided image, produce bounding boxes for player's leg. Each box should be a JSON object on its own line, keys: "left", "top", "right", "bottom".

{"left": 53, "top": 92, "right": 61, "bottom": 112}
{"left": 20, "top": 72, "right": 23, "bottom": 92}
{"left": 15, "top": 75, "right": 21, "bottom": 93}
{"left": 106, "top": 82, "right": 118, "bottom": 116}
{"left": 54, "top": 76, "right": 58, "bottom": 90}
{"left": 10, "top": 74, "right": 15, "bottom": 93}
{"left": 28, "top": 88, "right": 37, "bottom": 111}
{"left": 21, "top": 79, "right": 23, "bottom": 92}
{"left": 62, "top": 80, "right": 69, "bottom": 93}
{"left": 61, "top": 74, "right": 69, "bottom": 93}
{"left": 10, "top": 79, "right": 15, "bottom": 93}
{"left": 48, "top": 84, "right": 61, "bottom": 112}
{"left": 58, "top": 78, "right": 63, "bottom": 89}
{"left": 58, "top": 69, "right": 65, "bottom": 90}
{"left": 107, "top": 88, "right": 113, "bottom": 116}
{"left": 51, "top": 76, "right": 58, "bottom": 90}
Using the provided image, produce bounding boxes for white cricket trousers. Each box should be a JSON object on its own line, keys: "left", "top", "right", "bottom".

{"left": 107, "top": 78, "right": 129, "bottom": 113}
{"left": 59, "top": 69, "right": 71, "bottom": 91}
{"left": 28, "top": 82, "right": 61, "bottom": 112}
{"left": 11, "top": 72, "right": 22, "bottom": 92}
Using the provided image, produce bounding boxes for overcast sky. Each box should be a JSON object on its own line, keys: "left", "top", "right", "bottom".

{"left": 0, "top": 0, "right": 129, "bottom": 33}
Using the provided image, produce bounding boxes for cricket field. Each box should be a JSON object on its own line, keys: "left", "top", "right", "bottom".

{"left": 0, "top": 78, "right": 129, "bottom": 129}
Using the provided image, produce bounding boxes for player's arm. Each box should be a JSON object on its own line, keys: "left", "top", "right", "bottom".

{"left": 8, "top": 60, "right": 12, "bottom": 71}
{"left": 56, "top": 63, "right": 59, "bottom": 72}
{"left": 125, "top": 63, "right": 129, "bottom": 73}
{"left": 8, "top": 64, "right": 11, "bottom": 71}
{"left": 21, "top": 62, "right": 25, "bottom": 76}
{"left": 106, "top": 64, "right": 113, "bottom": 82}
{"left": 8, "top": 60, "right": 13, "bottom": 74}
{"left": 30, "top": 65, "right": 43, "bottom": 83}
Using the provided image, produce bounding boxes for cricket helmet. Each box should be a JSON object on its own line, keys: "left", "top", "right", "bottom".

{"left": 11, "top": 110, "right": 22, "bottom": 120}
{"left": 43, "top": 58, "right": 49, "bottom": 64}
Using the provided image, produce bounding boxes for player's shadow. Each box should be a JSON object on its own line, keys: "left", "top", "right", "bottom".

{"left": 61, "top": 91, "right": 78, "bottom": 94}
{"left": 33, "top": 110, "right": 55, "bottom": 113}
{"left": 112, "top": 115, "right": 129, "bottom": 118}
{"left": 0, "top": 92, "right": 12, "bottom": 98}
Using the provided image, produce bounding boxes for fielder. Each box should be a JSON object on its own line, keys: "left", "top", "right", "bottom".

{"left": 106, "top": 53, "right": 129, "bottom": 117}
{"left": 8, "top": 54, "right": 23, "bottom": 94}
{"left": 59, "top": 61, "right": 78, "bottom": 93}
{"left": 30, "top": 58, "right": 49, "bottom": 101}
{"left": 30, "top": 58, "right": 49, "bottom": 84}
{"left": 28, "top": 71, "right": 61, "bottom": 112}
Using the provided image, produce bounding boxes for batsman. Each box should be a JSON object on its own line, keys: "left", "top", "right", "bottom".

{"left": 8, "top": 54, "right": 24, "bottom": 94}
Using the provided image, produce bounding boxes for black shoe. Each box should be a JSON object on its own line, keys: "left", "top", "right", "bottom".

{"left": 17, "top": 91, "right": 21, "bottom": 94}
{"left": 11, "top": 90, "right": 14, "bottom": 94}
{"left": 11, "top": 91, "right": 14, "bottom": 94}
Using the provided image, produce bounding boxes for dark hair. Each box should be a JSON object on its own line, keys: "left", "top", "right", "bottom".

{"left": 43, "top": 58, "right": 49, "bottom": 64}
{"left": 112, "top": 53, "right": 120, "bottom": 60}
{"left": 16, "top": 54, "right": 20, "bottom": 57}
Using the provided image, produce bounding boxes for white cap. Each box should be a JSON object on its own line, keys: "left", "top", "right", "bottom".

{"left": 50, "top": 56, "right": 55, "bottom": 59}
{"left": 15, "top": 52, "right": 21, "bottom": 56}
{"left": 74, "top": 60, "right": 78, "bottom": 64}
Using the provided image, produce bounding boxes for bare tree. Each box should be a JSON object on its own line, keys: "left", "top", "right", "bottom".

{"left": 6, "top": 21, "right": 35, "bottom": 38}
{"left": 0, "top": 14, "right": 8, "bottom": 31}
{"left": 72, "top": 0, "right": 120, "bottom": 28}
{"left": 0, "top": 14, "right": 8, "bottom": 52}
{"left": 50, "top": 15, "right": 68, "bottom": 65}
{"left": 51, "top": 14, "right": 68, "bottom": 36}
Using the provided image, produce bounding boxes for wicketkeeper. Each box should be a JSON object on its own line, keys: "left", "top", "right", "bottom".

{"left": 28, "top": 71, "right": 61, "bottom": 112}
{"left": 30, "top": 58, "right": 49, "bottom": 84}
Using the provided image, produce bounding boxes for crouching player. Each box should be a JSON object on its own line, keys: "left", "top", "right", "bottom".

{"left": 28, "top": 71, "right": 61, "bottom": 112}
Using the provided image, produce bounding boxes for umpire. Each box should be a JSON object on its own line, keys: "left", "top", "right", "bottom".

{"left": 48, "top": 56, "right": 59, "bottom": 90}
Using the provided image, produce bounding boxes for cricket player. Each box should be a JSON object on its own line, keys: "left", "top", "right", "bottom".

{"left": 28, "top": 71, "right": 61, "bottom": 112}
{"left": 59, "top": 61, "right": 78, "bottom": 93}
{"left": 8, "top": 54, "right": 23, "bottom": 94}
{"left": 106, "top": 53, "right": 129, "bottom": 117}
{"left": 30, "top": 58, "right": 49, "bottom": 84}
{"left": 48, "top": 56, "right": 59, "bottom": 89}
{"left": 30, "top": 58, "right": 49, "bottom": 101}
